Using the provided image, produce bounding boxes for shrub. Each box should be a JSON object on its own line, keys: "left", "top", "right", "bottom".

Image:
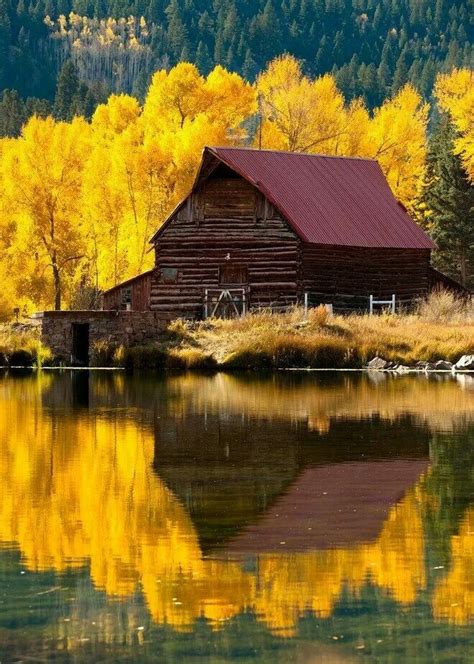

{"left": 166, "top": 348, "right": 217, "bottom": 370}
{"left": 308, "top": 305, "right": 330, "bottom": 327}
{"left": 123, "top": 344, "right": 168, "bottom": 370}
{"left": 90, "top": 340, "right": 117, "bottom": 367}
{"left": 418, "top": 289, "right": 472, "bottom": 323}
{"left": 9, "top": 349, "right": 34, "bottom": 367}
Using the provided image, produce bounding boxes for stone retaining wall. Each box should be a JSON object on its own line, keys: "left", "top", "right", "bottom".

{"left": 35, "top": 311, "right": 171, "bottom": 365}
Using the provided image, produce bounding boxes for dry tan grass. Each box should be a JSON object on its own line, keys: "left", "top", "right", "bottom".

{"left": 185, "top": 294, "right": 474, "bottom": 368}
{"left": 0, "top": 324, "right": 52, "bottom": 366}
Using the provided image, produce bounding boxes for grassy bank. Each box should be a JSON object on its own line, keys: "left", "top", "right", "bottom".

{"left": 93, "top": 291, "right": 474, "bottom": 370}
{"left": 0, "top": 324, "right": 51, "bottom": 367}
{"left": 2, "top": 291, "right": 473, "bottom": 371}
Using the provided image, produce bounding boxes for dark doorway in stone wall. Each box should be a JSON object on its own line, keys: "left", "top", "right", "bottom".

{"left": 72, "top": 323, "right": 90, "bottom": 367}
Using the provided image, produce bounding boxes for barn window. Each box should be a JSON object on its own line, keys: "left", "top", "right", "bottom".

{"left": 219, "top": 264, "right": 248, "bottom": 285}
{"left": 121, "top": 286, "right": 132, "bottom": 306}
{"left": 161, "top": 268, "right": 178, "bottom": 284}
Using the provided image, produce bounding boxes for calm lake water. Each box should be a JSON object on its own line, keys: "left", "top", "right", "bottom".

{"left": 0, "top": 370, "right": 473, "bottom": 663}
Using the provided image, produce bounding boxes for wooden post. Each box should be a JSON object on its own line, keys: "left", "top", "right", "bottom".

{"left": 304, "top": 292, "right": 309, "bottom": 319}
{"left": 204, "top": 289, "right": 208, "bottom": 319}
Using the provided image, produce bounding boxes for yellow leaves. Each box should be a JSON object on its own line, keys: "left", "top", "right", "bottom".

{"left": 204, "top": 65, "right": 256, "bottom": 128}
{"left": 142, "top": 62, "right": 255, "bottom": 139}
{"left": 143, "top": 64, "right": 206, "bottom": 132}
{"left": 366, "top": 84, "right": 429, "bottom": 210}
{"left": 435, "top": 68, "right": 474, "bottom": 181}
{"left": 258, "top": 56, "right": 351, "bottom": 153}
{"left": 92, "top": 94, "right": 141, "bottom": 137}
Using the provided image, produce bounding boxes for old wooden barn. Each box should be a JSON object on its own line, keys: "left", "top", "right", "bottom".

{"left": 103, "top": 147, "right": 442, "bottom": 318}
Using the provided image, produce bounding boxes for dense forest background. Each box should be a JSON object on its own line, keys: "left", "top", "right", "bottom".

{"left": 0, "top": 0, "right": 473, "bottom": 132}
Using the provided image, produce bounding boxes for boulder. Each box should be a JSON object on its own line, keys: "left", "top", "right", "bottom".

{"left": 395, "top": 365, "right": 411, "bottom": 373}
{"left": 454, "top": 355, "right": 474, "bottom": 371}
{"left": 434, "top": 360, "right": 453, "bottom": 371}
{"left": 368, "top": 356, "right": 388, "bottom": 370}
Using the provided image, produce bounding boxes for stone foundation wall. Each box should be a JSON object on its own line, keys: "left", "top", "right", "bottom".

{"left": 37, "top": 311, "right": 171, "bottom": 364}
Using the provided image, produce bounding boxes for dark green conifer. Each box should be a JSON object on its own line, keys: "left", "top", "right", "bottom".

{"left": 421, "top": 117, "right": 474, "bottom": 288}
{"left": 54, "top": 60, "right": 80, "bottom": 121}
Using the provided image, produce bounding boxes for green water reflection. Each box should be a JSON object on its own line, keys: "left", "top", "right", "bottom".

{"left": 0, "top": 371, "right": 473, "bottom": 662}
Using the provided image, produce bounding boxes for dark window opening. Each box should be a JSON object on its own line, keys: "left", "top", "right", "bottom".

{"left": 161, "top": 268, "right": 178, "bottom": 284}
{"left": 121, "top": 286, "right": 132, "bottom": 308}
{"left": 72, "top": 323, "right": 89, "bottom": 367}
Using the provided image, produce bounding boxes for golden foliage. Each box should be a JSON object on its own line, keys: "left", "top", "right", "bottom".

{"left": 432, "top": 508, "right": 474, "bottom": 625}
{"left": 0, "top": 374, "right": 434, "bottom": 637}
{"left": 434, "top": 68, "right": 474, "bottom": 181}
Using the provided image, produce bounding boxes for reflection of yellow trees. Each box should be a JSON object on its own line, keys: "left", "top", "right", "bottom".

{"left": 164, "top": 373, "right": 474, "bottom": 433}
{"left": 432, "top": 509, "right": 474, "bottom": 626}
{"left": 255, "top": 489, "right": 426, "bottom": 636}
{"left": 0, "top": 375, "right": 428, "bottom": 636}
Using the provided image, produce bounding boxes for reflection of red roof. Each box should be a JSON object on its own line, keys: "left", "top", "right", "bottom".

{"left": 222, "top": 459, "right": 429, "bottom": 554}
{"left": 201, "top": 147, "right": 435, "bottom": 249}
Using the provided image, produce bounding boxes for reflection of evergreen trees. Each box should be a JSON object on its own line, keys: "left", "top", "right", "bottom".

{"left": 423, "top": 426, "right": 474, "bottom": 566}
{"left": 0, "top": 0, "right": 472, "bottom": 134}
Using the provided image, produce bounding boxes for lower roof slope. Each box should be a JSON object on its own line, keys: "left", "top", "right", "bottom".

{"left": 205, "top": 147, "right": 435, "bottom": 250}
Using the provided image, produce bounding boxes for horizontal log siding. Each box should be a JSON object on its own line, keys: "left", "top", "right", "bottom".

{"left": 151, "top": 177, "right": 301, "bottom": 317}
{"left": 302, "top": 244, "right": 431, "bottom": 304}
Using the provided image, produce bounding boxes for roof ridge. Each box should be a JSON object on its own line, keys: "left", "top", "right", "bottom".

{"left": 209, "top": 146, "right": 378, "bottom": 162}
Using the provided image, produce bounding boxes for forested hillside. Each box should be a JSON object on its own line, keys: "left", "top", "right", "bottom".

{"left": 0, "top": 0, "right": 473, "bottom": 130}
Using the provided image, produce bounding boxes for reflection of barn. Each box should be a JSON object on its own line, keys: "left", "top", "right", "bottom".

{"left": 103, "top": 147, "right": 452, "bottom": 318}
{"left": 153, "top": 411, "right": 431, "bottom": 550}
{"left": 43, "top": 372, "right": 431, "bottom": 552}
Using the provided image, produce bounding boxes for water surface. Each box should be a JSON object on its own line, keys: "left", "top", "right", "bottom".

{"left": 0, "top": 371, "right": 473, "bottom": 662}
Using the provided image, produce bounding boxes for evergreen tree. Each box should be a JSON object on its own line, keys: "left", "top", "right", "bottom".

{"left": 422, "top": 117, "right": 474, "bottom": 289}
{"left": 165, "top": 0, "right": 188, "bottom": 61}
{"left": 54, "top": 60, "right": 80, "bottom": 120}
{"left": 0, "top": 89, "right": 25, "bottom": 136}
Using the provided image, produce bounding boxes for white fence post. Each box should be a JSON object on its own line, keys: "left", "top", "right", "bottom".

{"left": 369, "top": 294, "right": 396, "bottom": 315}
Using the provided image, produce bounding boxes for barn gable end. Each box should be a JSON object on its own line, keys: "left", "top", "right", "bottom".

{"left": 150, "top": 165, "right": 301, "bottom": 318}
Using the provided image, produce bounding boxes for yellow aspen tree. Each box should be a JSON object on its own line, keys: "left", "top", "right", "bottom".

{"left": 257, "top": 55, "right": 352, "bottom": 154}
{"left": 142, "top": 63, "right": 206, "bottom": 133}
{"left": 115, "top": 123, "right": 171, "bottom": 277}
{"left": 435, "top": 69, "right": 474, "bottom": 181}
{"left": 366, "top": 84, "right": 429, "bottom": 211}
{"left": 2, "top": 117, "right": 91, "bottom": 310}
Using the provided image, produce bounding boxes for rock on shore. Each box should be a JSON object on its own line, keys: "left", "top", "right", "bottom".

{"left": 368, "top": 355, "right": 473, "bottom": 372}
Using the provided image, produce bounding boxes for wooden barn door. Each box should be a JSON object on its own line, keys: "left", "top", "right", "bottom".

{"left": 204, "top": 264, "right": 249, "bottom": 319}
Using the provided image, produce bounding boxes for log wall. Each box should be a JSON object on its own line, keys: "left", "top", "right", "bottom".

{"left": 151, "top": 176, "right": 301, "bottom": 318}
{"left": 302, "top": 244, "right": 431, "bottom": 309}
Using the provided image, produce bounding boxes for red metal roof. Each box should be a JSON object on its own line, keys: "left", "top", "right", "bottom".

{"left": 205, "top": 147, "right": 435, "bottom": 249}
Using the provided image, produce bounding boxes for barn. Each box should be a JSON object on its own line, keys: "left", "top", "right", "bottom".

{"left": 103, "top": 146, "right": 440, "bottom": 318}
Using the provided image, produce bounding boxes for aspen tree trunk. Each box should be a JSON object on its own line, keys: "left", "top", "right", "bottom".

{"left": 52, "top": 258, "right": 61, "bottom": 311}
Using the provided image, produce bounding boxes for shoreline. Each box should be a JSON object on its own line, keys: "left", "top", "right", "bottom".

{"left": 1, "top": 365, "right": 473, "bottom": 374}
